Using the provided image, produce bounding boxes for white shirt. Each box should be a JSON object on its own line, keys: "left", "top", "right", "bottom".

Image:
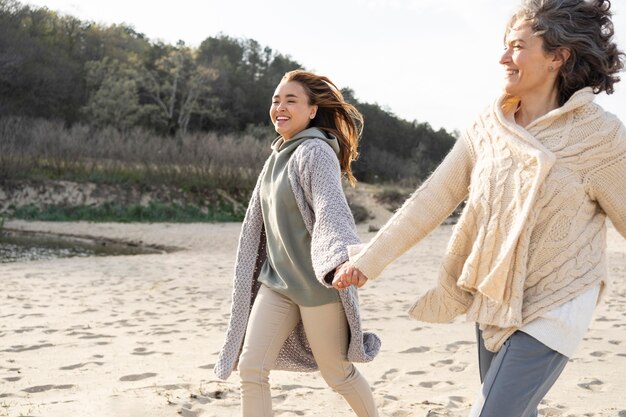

{"left": 520, "top": 285, "right": 600, "bottom": 357}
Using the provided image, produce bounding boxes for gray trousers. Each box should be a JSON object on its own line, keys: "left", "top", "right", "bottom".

{"left": 469, "top": 326, "right": 569, "bottom": 417}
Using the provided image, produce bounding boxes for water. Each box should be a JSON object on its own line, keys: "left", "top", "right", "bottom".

{"left": 0, "top": 230, "right": 163, "bottom": 263}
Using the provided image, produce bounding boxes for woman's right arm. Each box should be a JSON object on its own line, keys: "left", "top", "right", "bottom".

{"left": 347, "top": 136, "right": 475, "bottom": 282}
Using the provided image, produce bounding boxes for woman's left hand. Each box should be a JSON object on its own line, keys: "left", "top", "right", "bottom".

{"left": 333, "top": 263, "right": 368, "bottom": 289}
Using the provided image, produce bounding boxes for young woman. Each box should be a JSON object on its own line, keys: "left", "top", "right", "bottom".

{"left": 334, "top": 1, "right": 626, "bottom": 416}
{"left": 214, "top": 70, "right": 380, "bottom": 417}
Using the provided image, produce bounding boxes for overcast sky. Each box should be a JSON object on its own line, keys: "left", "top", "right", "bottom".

{"left": 24, "top": 0, "right": 626, "bottom": 133}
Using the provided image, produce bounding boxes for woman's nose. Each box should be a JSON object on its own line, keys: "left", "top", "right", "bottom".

{"left": 500, "top": 48, "right": 511, "bottom": 65}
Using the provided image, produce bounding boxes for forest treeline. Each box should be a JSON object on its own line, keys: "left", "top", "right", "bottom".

{"left": 0, "top": 0, "right": 456, "bottom": 187}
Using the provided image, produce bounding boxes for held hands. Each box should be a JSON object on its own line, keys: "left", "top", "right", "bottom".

{"left": 332, "top": 262, "right": 369, "bottom": 289}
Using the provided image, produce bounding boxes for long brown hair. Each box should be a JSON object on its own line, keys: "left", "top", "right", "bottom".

{"left": 282, "top": 69, "right": 364, "bottom": 187}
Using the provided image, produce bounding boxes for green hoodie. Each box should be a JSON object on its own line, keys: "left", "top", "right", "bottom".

{"left": 258, "top": 127, "right": 340, "bottom": 306}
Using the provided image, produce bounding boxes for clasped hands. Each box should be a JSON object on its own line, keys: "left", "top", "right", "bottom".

{"left": 332, "top": 262, "right": 369, "bottom": 289}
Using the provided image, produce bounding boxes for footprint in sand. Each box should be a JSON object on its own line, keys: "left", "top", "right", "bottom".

{"left": 78, "top": 333, "right": 116, "bottom": 340}
{"left": 447, "top": 396, "right": 469, "bottom": 409}
{"left": 407, "top": 370, "right": 426, "bottom": 376}
{"left": 381, "top": 368, "right": 400, "bottom": 380}
{"left": 22, "top": 384, "right": 74, "bottom": 393}
{"left": 419, "top": 381, "right": 454, "bottom": 389}
{"left": 207, "top": 390, "right": 229, "bottom": 399}
{"left": 445, "top": 341, "right": 474, "bottom": 353}
{"left": 449, "top": 362, "right": 469, "bottom": 372}
{"left": 119, "top": 373, "right": 157, "bottom": 382}
{"left": 59, "top": 362, "right": 104, "bottom": 370}
{"left": 274, "top": 409, "right": 304, "bottom": 416}
{"left": 577, "top": 378, "right": 604, "bottom": 391}
{"left": 273, "top": 392, "right": 288, "bottom": 404}
{"left": 2, "top": 343, "right": 54, "bottom": 352}
{"left": 400, "top": 346, "right": 430, "bottom": 354}
{"left": 539, "top": 407, "right": 564, "bottom": 416}
{"left": 390, "top": 411, "right": 413, "bottom": 417}
{"left": 431, "top": 359, "right": 454, "bottom": 368}
{"left": 132, "top": 347, "right": 157, "bottom": 356}
{"left": 425, "top": 407, "right": 452, "bottom": 416}
{"left": 177, "top": 405, "right": 203, "bottom": 417}
{"left": 284, "top": 384, "right": 324, "bottom": 393}
{"left": 15, "top": 325, "right": 46, "bottom": 334}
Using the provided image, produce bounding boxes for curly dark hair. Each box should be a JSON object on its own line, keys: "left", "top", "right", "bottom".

{"left": 508, "top": 0, "right": 625, "bottom": 105}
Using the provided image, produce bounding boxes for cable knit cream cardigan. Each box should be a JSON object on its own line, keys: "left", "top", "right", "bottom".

{"left": 214, "top": 135, "right": 381, "bottom": 380}
{"left": 350, "top": 88, "right": 626, "bottom": 352}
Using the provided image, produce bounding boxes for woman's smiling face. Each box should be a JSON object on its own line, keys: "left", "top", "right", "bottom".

{"left": 500, "top": 20, "right": 558, "bottom": 98}
{"left": 270, "top": 80, "right": 317, "bottom": 140}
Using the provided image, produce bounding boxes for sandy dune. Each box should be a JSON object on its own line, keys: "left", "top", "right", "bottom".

{"left": 1, "top": 219, "right": 625, "bottom": 416}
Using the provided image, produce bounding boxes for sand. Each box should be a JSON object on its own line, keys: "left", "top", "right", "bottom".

{"left": 1, "top": 219, "right": 625, "bottom": 417}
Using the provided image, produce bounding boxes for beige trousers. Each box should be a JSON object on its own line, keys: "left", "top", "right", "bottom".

{"left": 238, "top": 284, "right": 378, "bottom": 417}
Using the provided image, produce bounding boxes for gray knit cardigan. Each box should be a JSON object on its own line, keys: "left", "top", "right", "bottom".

{"left": 214, "top": 137, "right": 381, "bottom": 380}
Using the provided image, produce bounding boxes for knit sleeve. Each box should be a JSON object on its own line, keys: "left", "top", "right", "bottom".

{"left": 299, "top": 141, "right": 361, "bottom": 286}
{"left": 586, "top": 121, "right": 626, "bottom": 238}
{"left": 350, "top": 136, "right": 474, "bottom": 280}
{"left": 214, "top": 159, "right": 268, "bottom": 380}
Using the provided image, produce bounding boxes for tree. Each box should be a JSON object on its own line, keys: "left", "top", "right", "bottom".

{"left": 141, "top": 43, "right": 218, "bottom": 135}
{"left": 81, "top": 58, "right": 144, "bottom": 130}
{"left": 0, "top": 1, "right": 458, "bottom": 185}
{"left": 197, "top": 34, "right": 301, "bottom": 131}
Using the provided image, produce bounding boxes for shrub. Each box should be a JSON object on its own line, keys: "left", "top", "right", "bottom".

{"left": 0, "top": 116, "right": 270, "bottom": 197}
{"left": 373, "top": 188, "right": 411, "bottom": 212}
{"left": 348, "top": 202, "right": 370, "bottom": 224}
{"left": 10, "top": 202, "right": 244, "bottom": 223}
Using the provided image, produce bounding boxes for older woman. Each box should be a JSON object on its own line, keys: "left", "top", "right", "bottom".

{"left": 334, "top": 0, "right": 625, "bottom": 416}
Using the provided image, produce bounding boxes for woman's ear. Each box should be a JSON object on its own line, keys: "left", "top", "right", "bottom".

{"left": 309, "top": 105, "right": 318, "bottom": 120}
{"left": 552, "top": 47, "right": 571, "bottom": 71}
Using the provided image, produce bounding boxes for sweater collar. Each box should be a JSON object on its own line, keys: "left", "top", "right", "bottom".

{"left": 494, "top": 87, "right": 595, "bottom": 133}
{"left": 491, "top": 87, "right": 594, "bottom": 154}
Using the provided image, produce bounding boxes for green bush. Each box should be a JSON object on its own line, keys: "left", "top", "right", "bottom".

{"left": 10, "top": 202, "right": 244, "bottom": 223}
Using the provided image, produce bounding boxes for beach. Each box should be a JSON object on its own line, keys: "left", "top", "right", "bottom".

{"left": 1, "top": 219, "right": 625, "bottom": 417}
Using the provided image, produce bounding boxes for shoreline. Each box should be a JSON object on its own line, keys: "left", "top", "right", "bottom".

{"left": 1, "top": 227, "right": 177, "bottom": 259}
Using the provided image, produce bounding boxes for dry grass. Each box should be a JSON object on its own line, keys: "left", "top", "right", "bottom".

{"left": 0, "top": 116, "right": 270, "bottom": 195}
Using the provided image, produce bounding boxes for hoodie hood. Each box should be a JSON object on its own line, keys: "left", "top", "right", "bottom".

{"left": 271, "top": 127, "right": 340, "bottom": 156}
